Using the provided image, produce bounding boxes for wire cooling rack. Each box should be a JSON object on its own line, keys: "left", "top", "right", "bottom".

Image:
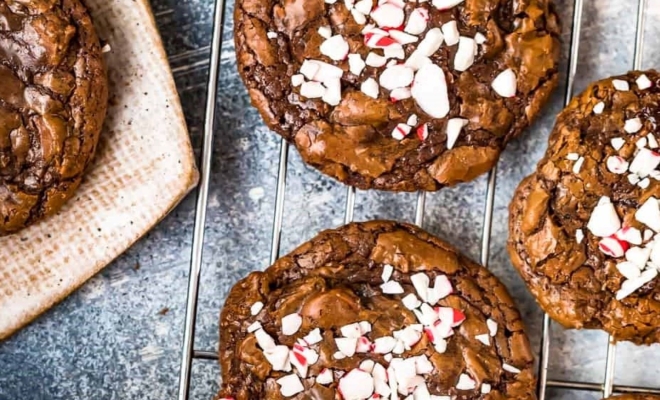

{"left": 175, "top": 0, "right": 660, "bottom": 398}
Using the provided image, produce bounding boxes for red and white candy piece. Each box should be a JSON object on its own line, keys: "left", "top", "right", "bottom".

{"left": 289, "top": 347, "right": 310, "bottom": 377}
{"left": 382, "top": 264, "right": 394, "bottom": 282}
{"left": 437, "top": 307, "right": 466, "bottom": 327}
{"left": 446, "top": 118, "right": 468, "bottom": 149}
{"left": 250, "top": 301, "right": 264, "bottom": 315}
{"left": 611, "top": 137, "right": 625, "bottom": 150}
{"left": 417, "top": 124, "right": 429, "bottom": 141}
{"left": 348, "top": 54, "right": 366, "bottom": 76}
{"left": 616, "top": 226, "right": 643, "bottom": 245}
{"left": 441, "top": 21, "right": 459, "bottom": 46}
{"left": 587, "top": 196, "right": 621, "bottom": 237}
{"left": 380, "top": 65, "right": 415, "bottom": 90}
{"left": 392, "top": 123, "right": 412, "bottom": 140}
{"left": 370, "top": 3, "right": 404, "bottom": 28}
{"left": 381, "top": 280, "right": 404, "bottom": 294}
{"left": 320, "top": 35, "right": 349, "bottom": 61}
{"left": 593, "top": 101, "right": 605, "bottom": 114}
{"left": 405, "top": 8, "right": 429, "bottom": 35}
{"left": 598, "top": 236, "right": 629, "bottom": 258}
{"left": 636, "top": 197, "right": 660, "bottom": 232}
{"left": 492, "top": 68, "right": 517, "bottom": 97}
{"left": 629, "top": 148, "right": 660, "bottom": 177}
{"left": 338, "top": 369, "right": 375, "bottom": 400}
{"left": 389, "top": 30, "right": 419, "bottom": 45}
{"left": 364, "top": 32, "right": 397, "bottom": 48}
{"left": 503, "top": 363, "right": 522, "bottom": 374}
{"left": 316, "top": 368, "right": 333, "bottom": 385}
{"left": 616, "top": 261, "right": 642, "bottom": 280}
{"left": 277, "top": 374, "right": 304, "bottom": 397}
{"left": 487, "top": 318, "right": 498, "bottom": 336}
{"left": 617, "top": 268, "right": 658, "bottom": 300}
{"left": 432, "top": 0, "right": 465, "bottom": 10}
{"left": 415, "top": 303, "right": 439, "bottom": 326}
{"left": 264, "top": 345, "right": 291, "bottom": 371}
{"left": 356, "top": 336, "right": 373, "bottom": 353}
{"left": 629, "top": 174, "right": 641, "bottom": 185}
{"left": 612, "top": 79, "right": 630, "bottom": 91}
{"left": 412, "top": 62, "right": 450, "bottom": 118}
{"left": 361, "top": 78, "right": 380, "bottom": 99}
{"left": 282, "top": 313, "right": 303, "bottom": 335}
{"left": 454, "top": 37, "right": 476, "bottom": 71}
{"left": 390, "top": 87, "right": 412, "bottom": 102}
{"left": 624, "top": 117, "right": 643, "bottom": 134}
{"left": 456, "top": 373, "right": 476, "bottom": 390}
{"left": 637, "top": 74, "right": 653, "bottom": 90}
{"left": 606, "top": 156, "right": 629, "bottom": 174}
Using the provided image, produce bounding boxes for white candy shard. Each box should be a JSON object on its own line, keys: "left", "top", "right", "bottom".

{"left": 411, "top": 63, "right": 450, "bottom": 118}
{"left": 277, "top": 374, "right": 304, "bottom": 397}
{"left": 405, "top": 28, "right": 444, "bottom": 70}
{"left": 624, "top": 118, "right": 643, "bottom": 134}
{"left": 407, "top": 115, "right": 419, "bottom": 126}
{"left": 361, "top": 78, "right": 380, "bottom": 99}
{"left": 593, "top": 102, "right": 605, "bottom": 114}
{"left": 303, "top": 328, "right": 323, "bottom": 345}
{"left": 629, "top": 148, "right": 660, "bottom": 177}
{"left": 598, "top": 237, "right": 626, "bottom": 258}
{"left": 402, "top": 293, "right": 422, "bottom": 310}
{"left": 392, "top": 123, "right": 412, "bottom": 140}
{"left": 481, "top": 383, "right": 492, "bottom": 394}
{"left": 573, "top": 156, "right": 585, "bottom": 174}
{"left": 587, "top": 196, "right": 621, "bottom": 237}
{"left": 566, "top": 153, "right": 579, "bottom": 160}
{"left": 639, "top": 178, "right": 651, "bottom": 189}
{"left": 432, "top": 0, "right": 465, "bottom": 10}
{"left": 637, "top": 137, "right": 648, "bottom": 148}
{"left": 616, "top": 261, "right": 642, "bottom": 280}
{"left": 389, "top": 30, "right": 419, "bottom": 45}
{"left": 474, "top": 32, "right": 487, "bottom": 44}
{"left": 282, "top": 313, "right": 303, "bottom": 335}
{"left": 373, "top": 336, "right": 398, "bottom": 353}
{"left": 636, "top": 197, "right": 660, "bottom": 232}
{"left": 370, "top": 3, "right": 405, "bottom": 28}
{"left": 267, "top": 31, "right": 278, "bottom": 39}
{"left": 338, "top": 369, "right": 375, "bottom": 400}
{"left": 291, "top": 74, "right": 305, "bottom": 87}
{"left": 366, "top": 52, "right": 388, "bottom": 67}
{"left": 456, "top": 373, "right": 476, "bottom": 390}
{"left": 576, "top": 229, "right": 584, "bottom": 244}
{"left": 637, "top": 74, "right": 653, "bottom": 90}
{"left": 454, "top": 37, "right": 476, "bottom": 71}
{"left": 320, "top": 35, "right": 349, "bottom": 61}
{"left": 611, "top": 137, "right": 626, "bottom": 150}
{"left": 264, "top": 345, "right": 291, "bottom": 371}
{"left": 381, "top": 280, "right": 404, "bottom": 294}
{"left": 491, "top": 68, "right": 517, "bottom": 97}
{"left": 380, "top": 65, "right": 415, "bottom": 90}
{"left": 616, "top": 226, "right": 643, "bottom": 245}
{"left": 475, "top": 333, "right": 490, "bottom": 346}
{"left": 354, "top": 0, "right": 373, "bottom": 14}
{"left": 359, "top": 321, "right": 372, "bottom": 334}
{"left": 351, "top": 9, "right": 367, "bottom": 24}
{"left": 255, "top": 328, "right": 276, "bottom": 351}
{"left": 300, "top": 81, "right": 326, "bottom": 98}
{"left": 382, "top": 264, "right": 394, "bottom": 282}
{"left": 502, "top": 363, "right": 521, "bottom": 374}
{"left": 384, "top": 44, "right": 405, "bottom": 59}
{"left": 410, "top": 272, "right": 430, "bottom": 302}
{"left": 487, "top": 319, "right": 498, "bottom": 336}
{"left": 415, "top": 354, "right": 434, "bottom": 374}
{"left": 300, "top": 60, "right": 320, "bottom": 80}
{"left": 405, "top": 8, "right": 429, "bottom": 35}
{"left": 316, "top": 368, "right": 333, "bottom": 385}
{"left": 348, "top": 54, "right": 366, "bottom": 76}
{"left": 613, "top": 79, "right": 630, "bottom": 91}
{"left": 322, "top": 78, "right": 342, "bottom": 106}
{"left": 446, "top": 118, "right": 468, "bottom": 149}
{"left": 318, "top": 26, "right": 332, "bottom": 39}
{"left": 441, "top": 21, "right": 459, "bottom": 46}
{"left": 390, "top": 87, "right": 412, "bottom": 102}
{"left": 616, "top": 268, "right": 658, "bottom": 300}
{"left": 247, "top": 321, "right": 262, "bottom": 333}
{"left": 649, "top": 135, "right": 659, "bottom": 149}
{"left": 289, "top": 348, "right": 309, "bottom": 378}
{"left": 251, "top": 301, "right": 264, "bottom": 315}
{"left": 427, "top": 274, "right": 452, "bottom": 305}
{"left": 335, "top": 337, "right": 359, "bottom": 357}
{"left": 606, "top": 156, "right": 629, "bottom": 174}
{"left": 359, "top": 359, "right": 376, "bottom": 373}
{"left": 341, "top": 323, "right": 363, "bottom": 338}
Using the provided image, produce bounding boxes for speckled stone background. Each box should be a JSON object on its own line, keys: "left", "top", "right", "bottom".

{"left": 1, "top": 0, "right": 660, "bottom": 399}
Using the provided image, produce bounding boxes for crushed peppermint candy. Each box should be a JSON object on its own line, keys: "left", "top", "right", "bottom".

{"left": 456, "top": 373, "right": 476, "bottom": 390}
{"left": 348, "top": 54, "right": 366, "bottom": 76}
{"left": 277, "top": 374, "right": 304, "bottom": 396}
{"left": 412, "top": 62, "right": 450, "bottom": 118}
{"left": 624, "top": 117, "right": 643, "bottom": 134}
{"left": 502, "top": 363, "right": 521, "bottom": 374}
{"left": 587, "top": 196, "right": 621, "bottom": 237}
{"left": 612, "top": 79, "right": 630, "bottom": 91}
{"left": 576, "top": 229, "right": 584, "bottom": 244}
{"left": 441, "top": 21, "right": 459, "bottom": 46}
{"left": 361, "top": 78, "right": 380, "bottom": 99}
{"left": 251, "top": 301, "right": 264, "bottom": 315}
{"left": 593, "top": 101, "right": 605, "bottom": 114}
{"left": 572, "top": 156, "right": 585, "bottom": 174}
{"left": 446, "top": 118, "right": 468, "bottom": 149}
{"left": 491, "top": 68, "right": 517, "bottom": 97}
{"left": 454, "top": 37, "right": 476, "bottom": 71}
{"left": 282, "top": 313, "right": 303, "bottom": 335}
{"left": 487, "top": 319, "right": 498, "bottom": 336}
{"left": 611, "top": 137, "right": 625, "bottom": 150}
{"left": 382, "top": 264, "right": 394, "bottom": 282}
{"left": 637, "top": 74, "right": 652, "bottom": 90}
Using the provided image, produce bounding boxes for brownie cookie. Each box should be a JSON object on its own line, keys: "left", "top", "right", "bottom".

{"left": 604, "top": 396, "right": 660, "bottom": 400}
{"left": 234, "top": 0, "right": 560, "bottom": 191}
{"left": 216, "top": 221, "right": 536, "bottom": 399}
{"left": 0, "top": 0, "right": 108, "bottom": 235}
{"left": 509, "top": 71, "right": 660, "bottom": 344}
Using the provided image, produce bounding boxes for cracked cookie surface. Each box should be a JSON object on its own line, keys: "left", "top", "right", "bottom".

{"left": 217, "top": 220, "right": 536, "bottom": 399}
{"left": 0, "top": 0, "right": 108, "bottom": 235}
{"left": 234, "top": 0, "right": 561, "bottom": 191}
{"left": 508, "top": 71, "right": 660, "bottom": 344}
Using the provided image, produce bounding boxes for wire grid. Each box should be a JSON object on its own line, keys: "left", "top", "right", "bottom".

{"left": 176, "top": 0, "right": 660, "bottom": 398}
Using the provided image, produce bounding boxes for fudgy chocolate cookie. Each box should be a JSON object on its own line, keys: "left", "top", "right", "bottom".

{"left": 605, "top": 396, "right": 660, "bottom": 400}
{"left": 509, "top": 71, "right": 660, "bottom": 344}
{"left": 217, "top": 221, "right": 536, "bottom": 399}
{"left": 0, "top": 0, "right": 108, "bottom": 235}
{"left": 234, "top": 0, "right": 560, "bottom": 191}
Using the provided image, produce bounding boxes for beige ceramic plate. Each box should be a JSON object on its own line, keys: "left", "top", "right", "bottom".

{"left": 0, "top": 0, "right": 199, "bottom": 340}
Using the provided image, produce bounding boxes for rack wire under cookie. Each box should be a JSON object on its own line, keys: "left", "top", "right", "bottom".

{"left": 174, "top": 0, "right": 660, "bottom": 398}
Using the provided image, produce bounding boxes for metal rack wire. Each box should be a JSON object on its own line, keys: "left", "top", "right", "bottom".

{"left": 176, "top": 0, "right": 660, "bottom": 398}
